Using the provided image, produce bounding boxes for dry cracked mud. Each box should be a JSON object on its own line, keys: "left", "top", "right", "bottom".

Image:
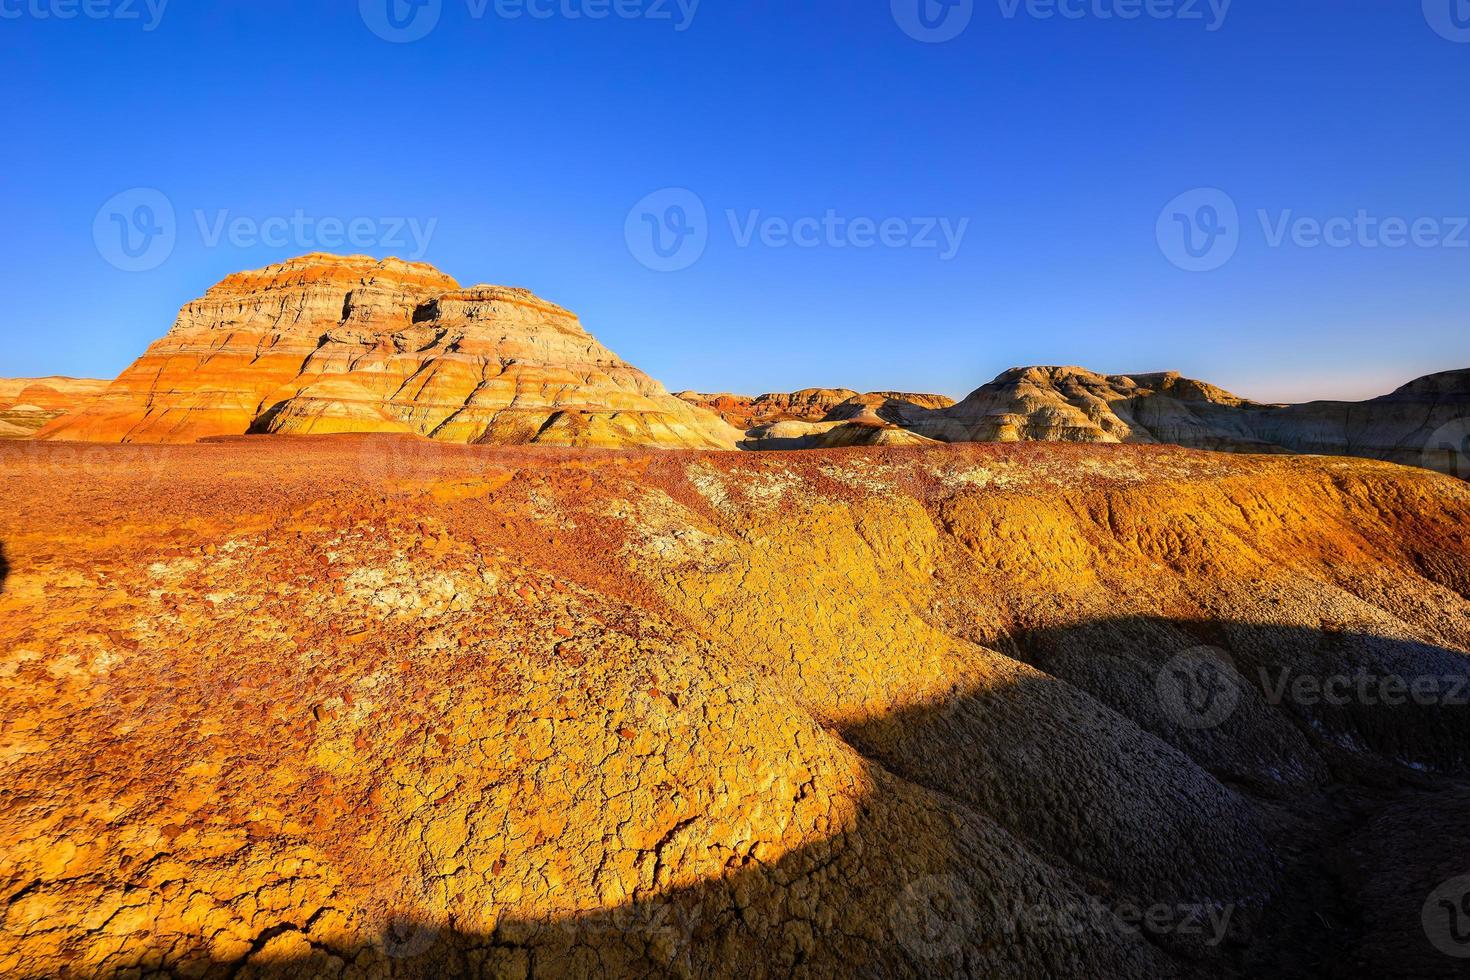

{"left": 3, "top": 438, "right": 1469, "bottom": 978}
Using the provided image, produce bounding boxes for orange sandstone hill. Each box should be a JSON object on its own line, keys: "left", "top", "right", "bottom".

{"left": 4, "top": 438, "right": 1470, "bottom": 977}
{"left": 37, "top": 254, "right": 740, "bottom": 450}
{"left": 675, "top": 388, "right": 953, "bottom": 430}
{"left": 0, "top": 377, "right": 109, "bottom": 437}
{"left": 905, "top": 365, "right": 1470, "bottom": 475}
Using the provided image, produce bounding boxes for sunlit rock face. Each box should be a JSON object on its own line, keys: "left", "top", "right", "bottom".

{"left": 3, "top": 439, "right": 1470, "bottom": 977}
{"left": 38, "top": 254, "right": 740, "bottom": 450}
{"left": 907, "top": 365, "right": 1470, "bottom": 476}
{"left": 676, "top": 388, "right": 956, "bottom": 431}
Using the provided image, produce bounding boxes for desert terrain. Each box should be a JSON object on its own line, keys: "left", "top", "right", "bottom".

{"left": 3, "top": 436, "right": 1470, "bottom": 978}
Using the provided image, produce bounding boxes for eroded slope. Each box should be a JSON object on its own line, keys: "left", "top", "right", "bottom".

{"left": 1, "top": 441, "right": 1468, "bottom": 978}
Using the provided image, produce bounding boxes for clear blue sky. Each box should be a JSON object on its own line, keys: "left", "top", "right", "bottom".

{"left": 3, "top": 0, "right": 1467, "bottom": 402}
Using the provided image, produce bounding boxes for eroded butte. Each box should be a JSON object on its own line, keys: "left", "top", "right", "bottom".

{"left": 2, "top": 439, "right": 1469, "bottom": 978}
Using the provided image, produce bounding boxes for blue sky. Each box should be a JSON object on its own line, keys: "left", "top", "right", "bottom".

{"left": 3, "top": 0, "right": 1467, "bottom": 402}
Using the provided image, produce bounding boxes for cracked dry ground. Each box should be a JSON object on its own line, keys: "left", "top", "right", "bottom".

{"left": 3, "top": 439, "right": 1470, "bottom": 979}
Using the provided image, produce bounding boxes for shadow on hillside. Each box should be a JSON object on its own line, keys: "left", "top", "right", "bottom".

{"left": 89, "top": 619, "right": 1470, "bottom": 980}
{"left": 0, "top": 541, "right": 9, "bottom": 593}
{"left": 999, "top": 617, "right": 1470, "bottom": 782}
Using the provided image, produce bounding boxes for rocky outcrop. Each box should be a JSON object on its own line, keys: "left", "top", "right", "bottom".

{"left": 741, "top": 417, "right": 941, "bottom": 450}
{"left": 4, "top": 439, "right": 1470, "bottom": 976}
{"left": 821, "top": 391, "right": 956, "bottom": 423}
{"left": 0, "top": 377, "right": 109, "bottom": 436}
{"left": 37, "top": 254, "right": 740, "bottom": 450}
{"left": 678, "top": 389, "right": 956, "bottom": 434}
{"left": 675, "top": 388, "right": 861, "bottom": 429}
{"left": 908, "top": 365, "right": 1470, "bottom": 476}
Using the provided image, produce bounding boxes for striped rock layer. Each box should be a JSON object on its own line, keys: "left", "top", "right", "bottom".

{"left": 39, "top": 254, "right": 740, "bottom": 449}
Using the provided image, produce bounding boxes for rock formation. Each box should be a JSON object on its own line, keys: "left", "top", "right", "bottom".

{"left": 674, "top": 388, "right": 859, "bottom": 429}
{"left": 675, "top": 389, "right": 953, "bottom": 430}
{"left": 0, "top": 377, "right": 108, "bottom": 436}
{"left": 37, "top": 254, "right": 740, "bottom": 450}
{"left": 907, "top": 365, "right": 1470, "bottom": 476}
{"left": 3, "top": 438, "right": 1469, "bottom": 976}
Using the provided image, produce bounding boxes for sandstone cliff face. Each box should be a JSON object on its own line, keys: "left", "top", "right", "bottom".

{"left": 909, "top": 365, "right": 1470, "bottom": 476}
{"left": 675, "top": 389, "right": 955, "bottom": 429}
{"left": 3, "top": 440, "right": 1470, "bottom": 977}
{"left": 0, "top": 377, "right": 109, "bottom": 437}
{"left": 37, "top": 254, "right": 739, "bottom": 450}
{"left": 675, "top": 388, "right": 860, "bottom": 429}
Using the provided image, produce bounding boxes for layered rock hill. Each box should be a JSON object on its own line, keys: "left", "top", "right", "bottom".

{"left": 0, "top": 377, "right": 109, "bottom": 437}
{"left": 37, "top": 254, "right": 740, "bottom": 450}
{"left": 906, "top": 365, "right": 1470, "bottom": 476}
{"left": 675, "top": 389, "right": 953, "bottom": 430}
{"left": 4, "top": 438, "right": 1470, "bottom": 977}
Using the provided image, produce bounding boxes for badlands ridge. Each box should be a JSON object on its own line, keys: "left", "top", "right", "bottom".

{"left": 12, "top": 254, "right": 1468, "bottom": 477}
{"left": 2, "top": 440, "right": 1469, "bottom": 977}
{"left": 3, "top": 253, "right": 1470, "bottom": 977}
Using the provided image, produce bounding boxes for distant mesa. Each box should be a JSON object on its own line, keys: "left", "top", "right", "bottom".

{"left": 36, "top": 254, "right": 741, "bottom": 450}
{"left": 905, "top": 365, "right": 1470, "bottom": 476}
{"left": 0, "top": 377, "right": 110, "bottom": 438}
{"left": 674, "top": 388, "right": 955, "bottom": 430}
{"left": 14, "top": 254, "right": 1469, "bottom": 475}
